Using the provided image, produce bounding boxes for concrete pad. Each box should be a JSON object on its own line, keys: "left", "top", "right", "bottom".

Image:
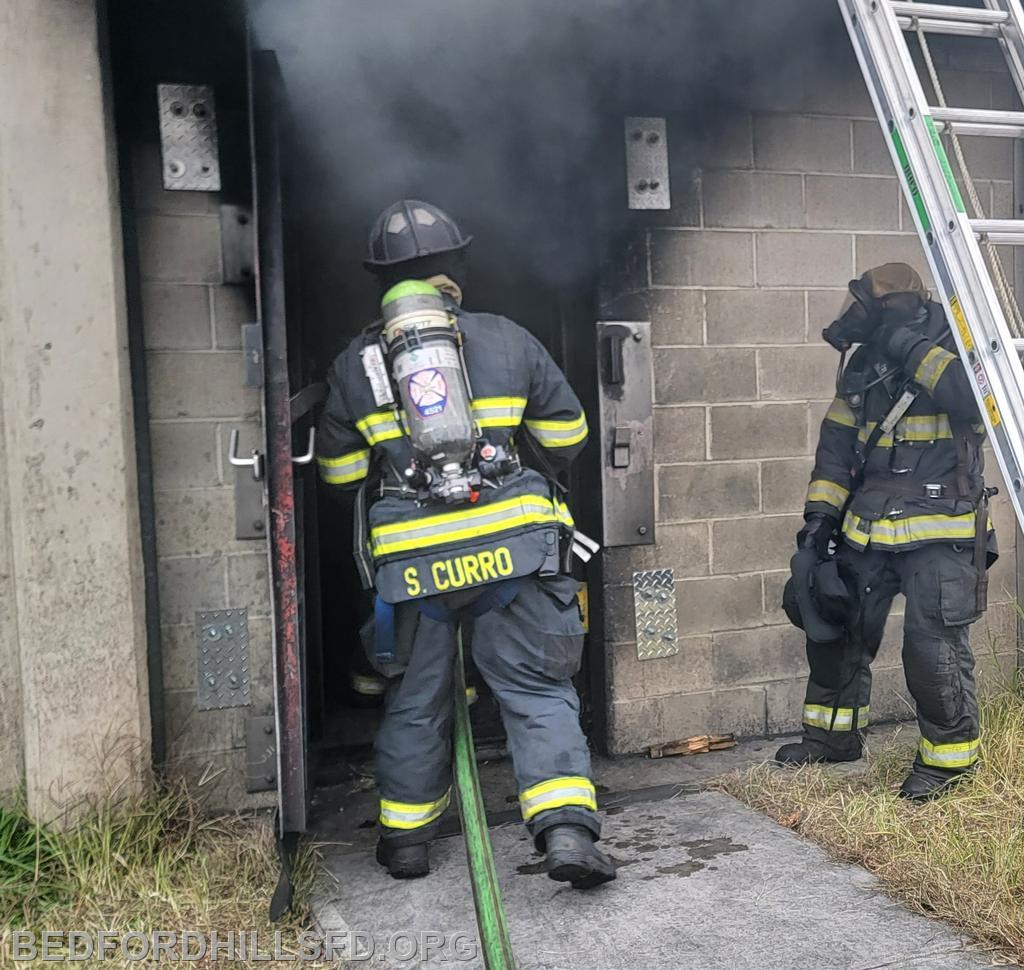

{"left": 314, "top": 790, "right": 991, "bottom": 969}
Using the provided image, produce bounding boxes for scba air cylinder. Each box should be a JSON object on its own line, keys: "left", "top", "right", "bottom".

{"left": 381, "top": 281, "right": 475, "bottom": 473}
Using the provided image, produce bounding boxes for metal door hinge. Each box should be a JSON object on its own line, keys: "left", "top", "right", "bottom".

{"left": 245, "top": 716, "right": 277, "bottom": 792}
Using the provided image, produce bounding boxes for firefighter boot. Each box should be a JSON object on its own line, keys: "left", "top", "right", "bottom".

{"left": 544, "top": 824, "right": 616, "bottom": 890}
{"left": 775, "top": 737, "right": 862, "bottom": 766}
{"left": 899, "top": 763, "right": 974, "bottom": 802}
{"left": 375, "top": 839, "right": 430, "bottom": 879}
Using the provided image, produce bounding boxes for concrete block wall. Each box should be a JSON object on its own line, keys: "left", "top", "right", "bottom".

{"left": 127, "top": 140, "right": 275, "bottom": 808}
{"left": 599, "top": 51, "right": 1021, "bottom": 754}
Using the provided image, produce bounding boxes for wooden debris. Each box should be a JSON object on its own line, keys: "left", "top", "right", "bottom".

{"left": 648, "top": 733, "right": 737, "bottom": 759}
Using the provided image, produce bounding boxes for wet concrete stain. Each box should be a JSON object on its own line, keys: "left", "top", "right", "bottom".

{"left": 648, "top": 838, "right": 749, "bottom": 880}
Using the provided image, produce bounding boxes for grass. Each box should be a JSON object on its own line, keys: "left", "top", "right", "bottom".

{"left": 726, "top": 679, "right": 1024, "bottom": 964}
{"left": 0, "top": 780, "right": 324, "bottom": 968}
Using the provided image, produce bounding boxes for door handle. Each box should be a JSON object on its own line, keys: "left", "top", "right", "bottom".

{"left": 605, "top": 332, "right": 626, "bottom": 386}
{"left": 292, "top": 427, "right": 315, "bottom": 465}
{"left": 228, "top": 428, "right": 265, "bottom": 481}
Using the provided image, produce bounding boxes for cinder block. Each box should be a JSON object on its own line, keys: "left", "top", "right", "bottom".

{"left": 163, "top": 690, "right": 246, "bottom": 757}
{"left": 715, "top": 624, "right": 806, "bottom": 688}
{"left": 654, "top": 348, "right": 756, "bottom": 404}
{"left": 603, "top": 584, "right": 637, "bottom": 644}
{"left": 807, "top": 289, "right": 849, "bottom": 336}
{"left": 976, "top": 650, "right": 1018, "bottom": 691}
{"left": 163, "top": 750, "right": 275, "bottom": 813}
{"left": 153, "top": 487, "right": 247, "bottom": 557}
{"left": 765, "top": 677, "right": 807, "bottom": 735}
{"left": 150, "top": 421, "right": 221, "bottom": 489}
{"left": 710, "top": 514, "right": 801, "bottom": 575}
{"left": 874, "top": 620, "right": 904, "bottom": 672}
{"left": 602, "top": 522, "right": 710, "bottom": 583}
{"left": 709, "top": 403, "right": 809, "bottom": 460}
{"left": 599, "top": 230, "right": 648, "bottom": 306}
{"left": 854, "top": 235, "right": 930, "bottom": 283}
{"left": 705, "top": 290, "right": 805, "bottom": 345}
{"left": 805, "top": 175, "right": 900, "bottom": 231}
{"left": 762, "top": 570, "right": 791, "bottom": 626}
{"left": 932, "top": 70, "right": 992, "bottom": 111}
{"left": 653, "top": 406, "right": 706, "bottom": 462}
{"left": 659, "top": 685, "right": 767, "bottom": 740}
{"left": 989, "top": 180, "right": 1014, "bottom": 221}
{"left": 227, "top": 553, "right": 272, "bottom": 618}
{"left": 757, "top": 232, "right": 853, "bottom": 287}
{"left": 650, "top": 231, "right": 754, "bottom": 287}
{"left": 758, "top": 345, "right": 839, "bottom": 402}
{"left": 973, "top": 600, "right": 1018, "bottom": 656}
{"left": 868, "top": 665, "right": 913, "bottom": 723}
{"left": 608, "top": 698, "right": 663, "bottom": 754}
{"left": 146, "top": 352, "right": 261, "bottom": 419}
{"left": 157, "top": 554, "right": 227, "bottom": 625}
{"left": 657, "top": 462, "right": 760, "bottom": 521}
{"left": 137, "top": 213, "right": 222, "bottom": 284}
{"left": 646, "top": 289, "right": 703, "bottom": 346}
{"left": 607, "top": 641, "right": 646, "bottom": 702}
{"left": 762, "top": 458, "right": 814, "bottom": 513}
{"left": 801, "top": 63, "right": 875, "bottom": 118}
{"left": 852, "top": 120, "right": 895, "bottom": 176}
{"left": 141, "top": 283, "right": 212, "bottom": 350}
{"left": 131, "top": 141, "right": 219, "bottom": 216}
{"left": 752, "top": 115, "right": 852, "bottom": 173}
{"left": 703, "top": 171, "right": 804, "bottom": 229}
{"left": 990, "top": 73, "right": 1022, "bottom": 110}
{"left": 213, "top": 285, "right": 255, "bottom": 350}
{"left": 951, "top": 135, "right": 1014, "bottom": 181}
{"left": 692, "top": 112, "right": 753, "bottom": 170}
{"left": 675, "top": 574, "right": 764, "bottom": 634}
{"left": 641, "top": 636, "right": 715, "bottom": 697}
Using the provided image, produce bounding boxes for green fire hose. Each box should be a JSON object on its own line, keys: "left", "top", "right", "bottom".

{"left": 452, "top": 629, "right": 517, "bottom": 970}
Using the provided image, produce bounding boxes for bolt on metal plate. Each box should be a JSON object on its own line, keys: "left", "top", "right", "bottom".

{"left": 195, "top": 609, "right": 251, "bottom": 709}
{"left": 625, "top": 117, "right": 670, "bottom": 210}
{"left": 633, "top": 569, "right": 679, "bottom": 660}
{"left": 158, "top": 83, "right": 221, "bottom": 192}
{"left": 245, "top": 715, "right": 277, "bottom": 793}
{"left": 220, "top": 204, "right": 254, "bottom": 283}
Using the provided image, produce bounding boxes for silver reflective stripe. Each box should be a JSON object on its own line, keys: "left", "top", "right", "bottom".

{"left": 318, "top": 449, "right": 370, "bottom": 485}
{"left": 379, "top": 790, "right": 451, "bottom": 829}
{"left": 919, "top": 738, "right": 980, "bottom": 768}
{"left": 803, "top": 704, "right": 869, "bottom": 731}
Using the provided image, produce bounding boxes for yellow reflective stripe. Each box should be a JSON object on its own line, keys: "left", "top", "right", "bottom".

{"left": 919, "top": 737, "right": 980, "bottom": 769}
{"left": 914, "top": 346, "right": 956, "bottom": 393}
{"left": 317, "top": 449, "right": 370, "bottom": 485}
{"left": 350, "top": 672, "right": 386, "bottom": 696}
{"left": 370, "top": 494, "right": 563, "bottom": 558}
{"left": 806, "top": 479, "right": 849, "bottom": 510}
{"left": 356, "top": 410, "right": 406, "bottom": 445}
{"left": 524, "top": 412, "right": 589, "bottom": 448}
{"left": 842, "top": 510, "right": 978, "bottom": 549}
{"left": 554, "top": 499, "right": 575, "bottom": 528}
{"left": 519, "top": 776, "right": 597, "bottom": 821}
{"left": 802, "top": 704, "right": 869, "bottom": 731}
{"left": 825, "top": 397, "right": 858, "bottom": 428}
{"left": 472, "top": 396, "right": 527, "bottom": 429}
{"left": 856, "top": 414, "right": 953, "bottom": 446}
{"left": 379, "top": 789, "right": 451, "bottom": 830}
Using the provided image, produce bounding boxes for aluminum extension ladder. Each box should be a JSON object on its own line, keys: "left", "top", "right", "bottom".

{"left": 838, "top": 0, "right": 1024, "bottom": 532}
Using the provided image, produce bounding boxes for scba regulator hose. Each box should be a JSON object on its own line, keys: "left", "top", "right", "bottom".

{"left": 453, "top": 630, "right": 517, "bottom": 970}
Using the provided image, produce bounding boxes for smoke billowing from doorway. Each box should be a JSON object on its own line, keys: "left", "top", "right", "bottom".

{"left": 250, "top": 0, "right": 844, "bottom": 306}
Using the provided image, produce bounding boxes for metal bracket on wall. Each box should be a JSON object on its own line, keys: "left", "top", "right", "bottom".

{"left": 625, "top": 117, "right": 670, "bottom": 210}
{"left": 195, "top": 609, "right": 252, "bottom": 709}
{"left": 245, "top": 716, "right": 278, "bottom": 792}
{"left": 157, "top": 84, "right": 221, "bottom": 192}
{"left": 221, "top": 205, "right": 255, "bottom": 284}
{"left": 241, "top": 323, "right": 264, "bottom": 388}
{"left": 633, "top": 569, "right": 679, "bottom": 661}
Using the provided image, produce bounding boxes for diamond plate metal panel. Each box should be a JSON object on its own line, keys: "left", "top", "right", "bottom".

{"left": 625, "top": 117, "right": 670, "bottom": 210}
{"left": 195, "top": 609, "right": 251, "bottom": 709}
{"left": 158, "top": 84, "right": 221, "bottom": 191}
{"left": 633, "top": 569, "right": 679, "bottom": 660}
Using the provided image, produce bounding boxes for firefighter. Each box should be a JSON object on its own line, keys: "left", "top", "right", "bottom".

{"left": 316, "top": 200, "right": 614, "bottom": 887}
{"left": 777, "top": 262, "right": 994, "bottom": 801}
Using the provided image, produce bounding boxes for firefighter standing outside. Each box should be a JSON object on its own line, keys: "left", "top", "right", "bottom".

{"left": 316, "top": 200, "right": 614, "bottom": 886}
{"left": 778, "top": 262, "right": 995, "bottom": 800}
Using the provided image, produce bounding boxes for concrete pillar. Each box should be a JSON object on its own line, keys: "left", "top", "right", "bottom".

{"left": 0, "top": 1, "right": 150, "bottom": 818}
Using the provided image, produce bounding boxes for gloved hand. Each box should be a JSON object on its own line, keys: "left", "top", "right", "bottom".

{"left": 797, "top": 513, "right": 837, "bottom": 560}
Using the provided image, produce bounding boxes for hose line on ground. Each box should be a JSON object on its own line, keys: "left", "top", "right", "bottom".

{"left": 453, "top": 629, "right": 517, "bottom": 970}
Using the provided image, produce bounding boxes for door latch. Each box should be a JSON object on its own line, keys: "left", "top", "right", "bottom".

{"left": 292, "top": 427, "right": 315, "bottom": 465}
{"left": 228, "top": 428, "right": 264, "bottom": 481}
{"left": 613, "top": 427, "right": 632, "bottom": 468}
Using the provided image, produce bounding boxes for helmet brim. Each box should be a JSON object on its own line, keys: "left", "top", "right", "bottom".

{"left": 362, "top": 236, "right": 473, "bottom": 272}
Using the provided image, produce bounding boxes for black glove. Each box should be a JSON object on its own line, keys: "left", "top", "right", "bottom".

{"left": 797, "top": 513, "right": 837, "bottom": 560}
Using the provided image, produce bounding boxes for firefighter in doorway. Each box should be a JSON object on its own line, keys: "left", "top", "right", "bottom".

{"left": 779, "top": 263, "right": 995, "bottom": 801}
{"left": 316, "top": 200, "right": 614, "bottom": 887}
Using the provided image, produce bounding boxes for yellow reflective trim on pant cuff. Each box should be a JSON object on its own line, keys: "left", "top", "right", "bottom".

{"left": 519, "top": 776, "right": 597, "bottom": 821}
{"left": 379, "top": 789, "right": 452, "bottom": 829}
{"left": 803, "top": 704, "right": 869, "bottom": 731}
{"left": 919, "top": 737, "right": 980, "bottom": 769}
{"left": 806, "top": 479, "right": 850, "bottom": 510}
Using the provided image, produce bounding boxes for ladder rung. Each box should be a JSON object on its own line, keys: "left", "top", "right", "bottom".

{"left": 934, "top": 120, "right": 1024, "bottom": 138}
{"left": 931, "top": 106, "right": 1024, "bottom": 129}
{"left": 972, "top": 219, "right": 1024, "bottom": 244}
{"left": 896, "top": 15, "right": 1002, "bottom": 38}
{"left": 890, "top": 2, "right": 1008, "bottom": 25}
{"left": 1014, "top": 339, "right": 1024, "bottom": 352}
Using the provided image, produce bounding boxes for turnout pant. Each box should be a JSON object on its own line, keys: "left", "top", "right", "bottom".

{"left": 365, "top": 573, "right": 599, "bottom": 847}
{"left": 802, "top": 541, "right": 981, "bottom": 771}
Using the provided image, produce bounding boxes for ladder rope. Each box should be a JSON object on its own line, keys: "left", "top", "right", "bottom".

{"left": 913, "top": 12, "right": 1024, "bottom": 338}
